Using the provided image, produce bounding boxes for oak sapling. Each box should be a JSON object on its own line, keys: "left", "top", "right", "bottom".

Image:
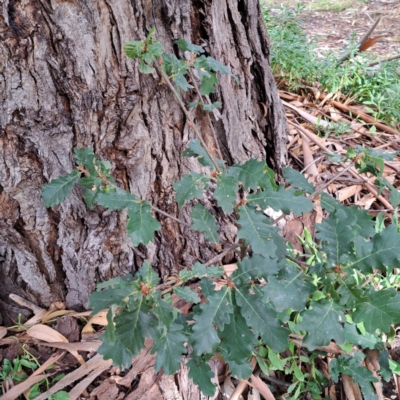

{"left": 41, "top": 32, "right": 400, "bottom": 397}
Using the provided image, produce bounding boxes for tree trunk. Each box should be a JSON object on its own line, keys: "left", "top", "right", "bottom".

{"left": 0, "top": 0, "right": 287, "bottom": 325}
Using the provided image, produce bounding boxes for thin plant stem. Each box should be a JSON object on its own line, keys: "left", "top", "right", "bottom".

{"left": 337, "top": 18, "right": 380, "bottom": 65}
{"left": 155, "top": 242, "right": 240, "bottom": 292}
{"left": 311, "top": 162, "right": 354, "bottom": 196}
{"left": 151, "top": 205, "right": 192, "bottom": 228}
{"left": 102, "top": 180, "right": 192, "bottom": 229}
{"left": 204, "top": 243, "right": 241, "bottom": 266}
{"left": 368, "top": 54, "right": 400, "bottom": 67}
{"left": 188, "top": 69, "right": 223, "bottom": 160}
{"left": 154, "top": 62, "right": 221, "bottom": 173}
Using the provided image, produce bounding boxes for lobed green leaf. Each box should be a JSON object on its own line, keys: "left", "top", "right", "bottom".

{"left": 247, "top": 185, "right": 313, "bottom": 216}
{"left": 182, "top": 139, "right": 225, "bottom": 169}
{"left": 191, "top": 203, "right": 219, "bottom": 243}
{"left": 282, "top": 167, "right": 314, "bottom": 193}
{"left": 187, "top": 358, "right": 217, "bottom": 397}
{"left": 115, "top": 301, "right": 159, "bottom": 357}
{"left": 350, "top": 225, "right": 400, "bottom": 273}
{"left": 174, "top": 286, "right": 201, "bottom": 303}
{"left": 126, "top": 202, "right": 161, "bottom": 246}
{"left": 136, "top": 261, "right": 160, "bottom": 288}
{"left": 42, "top": 170, "right": 81, "bottom": 207}
{"left": 178, "top": 263, "right": 223, "bottom": 282}
{"left": 352, "top": 288, "right": 400, "bottom": 333}
{"left": 97, "top": 339, "right": 134, "bottom": 370}
{"left": 191, "top": 286, "right": 233, "bottom": 355}
{"left": 95, "top": 187, "right": 139, "bottom": 211}
{"left": 330, "top": 353, "right": 378, "bottom": 399}
{"left": 213, "top": 172, "right": 237, "bottom": 214}
{"left": 316, "top": 208, "right": 360, "bottom": 266}
{"left": 231, "top": 254, "right": 280, "bottom": 286}
{"left": 173, "top": 172, "right": 209, "bottom": 209}
{"left": 235, "top": 287, "right": 289, "bottom": 352}
{"left": 237, "top": 205, "right": 280, "bottom": 258}
{"left": 175, "top": 39, "right": 204, "bottom": 54}
{"left": 88, "top": 285, "right": 138, "bottom": 315}
{"left": 74, "top": 147, "right": 97, "bottom": 175}
{"left": 152, "top": 292, "right": 177, "bottom": 331}
{"left": 343, "top": 323, "right": 380, "bottom": 350}
{"left": 262, "top": 265, "right": 314, "bottom": 312}
{"left": 295, "top": 300, "right": 346, "bottom": 351}
{"left": 124, "top": 41, "right": 144, "bottom": 59}
{"left": 152, "top": 323, "right": 188, "bottom": 374}
{"left": 228, "top": 159, "right": 272, "bottom": 190}
{"left": 219, "top": 295, "right": 256, "bottom": 364}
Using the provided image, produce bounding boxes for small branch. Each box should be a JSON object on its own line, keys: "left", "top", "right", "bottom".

{"left": 311, "top": 162, "right": 354, "bottom": 197}
{"left": 314, "top": 93, "right": 400, "bottom": 136}
{"left": 259, "top": 373, "right": 290, "bottom": 388}
{"left": 300, "top": 155, "right": 325, "bottom": 174}
{"left": 155, "top": 278, "right": 177, "bottom": 292}
{"left": 368, "top": 53, "right": 400, "bottom": 67}
{"left": 286, "top": 255, "right": 309, "bottom": 269}
{"left": 270, "top": 213, "right": 285, "bottom": 226}
{"left": 188, "top": 69, "right": 223, "bottom": 160}
{"left": 154, "top": 63, "right": 221, "bottom": 173}
{"left": 204, "top": 243, "right": 241, "bottom": 266}
{"left": 337, "top": 18, "right": 381, "bottom": 65}
{"left": 154, "top": 243, "right": 239, "bottom": 291}
{"left": 151, "top": 205, "right": 192, "bottom": 228}
{"left": 361, "top": 268, "right": 380, "bottom": 287}
{"left": 287, "top": 120, "right": 393, "bottom": 210}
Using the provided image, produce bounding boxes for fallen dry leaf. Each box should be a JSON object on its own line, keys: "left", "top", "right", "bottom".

{"left": 1, "top": 375, "right": 51, "bottom": 400}
{"left": 250, "top": 373, "right": 276, "bottom": 400}
{"left": 27, "top": 324, "right": 68, "bottom": 343}
{"left": 33, "top": 354, "right": 113, "bottom": 400}
{"left": 359, "top": 36, "right": 384, "bottom": 52}
{"left": 301, "top": 135, "right": 319, "bottom": 176}
{"left": 27, "top": 324, "right": 87, "bottom": 366}
{"left": 42, "top": 309, "right": 76, "bottom": 324}
{"left": 0, "top": 326, "right": 7, "bottom": 339}
{"left": 336, "top": 185, "right": 362, "bottom": 201}
{"left": 82, "top": 310, "right": 108, "bottom": 334}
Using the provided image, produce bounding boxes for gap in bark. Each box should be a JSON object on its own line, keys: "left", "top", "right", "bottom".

{"left": 190, "top": 0, "right": 208, "bottom": 46}
{"left": 13, "top": 216, "right": 50, "bottom": 280}
{"left": 7, "top": 1, "right": 27, "bottom": 41}
{"left": 47, "top": 209, "right": 67, "bottom": 285}
{"left": 226, "top": 3, "right": 249, "bottom": 76}
{"left": 237, "top": 0, "right": 248, "bottom": 26}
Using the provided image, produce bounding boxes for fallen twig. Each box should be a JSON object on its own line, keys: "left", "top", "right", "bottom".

{"left": 337, "top": 18, "right": 381, "bottom": 65}
{"left": 287, "top": 120, "right": 394, "bottom": 210}
{"left": 368, "top": 53, "right": 400, "bottom": 67}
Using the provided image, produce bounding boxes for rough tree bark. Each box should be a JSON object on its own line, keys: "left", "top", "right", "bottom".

{"left": 0, "top": 0, "right": 287, "bottom": 325}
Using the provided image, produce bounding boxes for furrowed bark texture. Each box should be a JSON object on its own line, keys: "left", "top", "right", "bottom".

{"left": 0, "top": 0, "right": 287, "bottom": 324}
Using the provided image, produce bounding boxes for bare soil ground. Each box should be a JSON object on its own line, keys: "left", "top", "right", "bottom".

{"left": 265, "top": 0, "right": 400, "bottom": 58}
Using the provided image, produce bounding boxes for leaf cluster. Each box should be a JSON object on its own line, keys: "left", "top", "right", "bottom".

{"left": 85, "top": 145, "right": 400, "bottom": 396}
{"left": 41, "top": 34, "right": 400, "bottom": 397}
{"left": 41, "top": 148, "right": 160, "bottom": 246}
{"left": 124, "top": 35, "right": 238, "bottom": 110}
